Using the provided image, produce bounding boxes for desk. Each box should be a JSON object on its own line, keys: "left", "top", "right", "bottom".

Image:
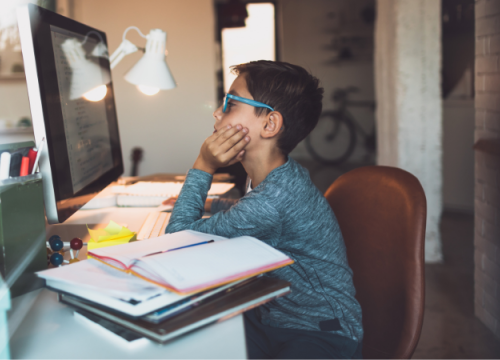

{"left": 8, "top": 206, "right": 247, "bottom": 359}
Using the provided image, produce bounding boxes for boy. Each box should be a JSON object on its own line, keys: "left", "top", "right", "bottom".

{"left": 165, "top": 61, "right": 363, "bottom": 359}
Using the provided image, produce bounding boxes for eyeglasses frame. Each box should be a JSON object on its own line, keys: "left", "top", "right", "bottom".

{"left": 223, "top": 93, "right": 274, "bottom": 113}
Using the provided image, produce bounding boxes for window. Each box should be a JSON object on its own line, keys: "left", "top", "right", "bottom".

{"left": 220, "top": 3, "right": 276, "bottom": 92}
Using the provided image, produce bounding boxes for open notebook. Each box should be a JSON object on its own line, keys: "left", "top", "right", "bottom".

{"left": 88, "top": 230, "right": 294, "bottom": 295}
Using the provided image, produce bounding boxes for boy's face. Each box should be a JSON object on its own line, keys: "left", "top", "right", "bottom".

{"left": 212, "top": 75, "right": 264, "bottom": 151}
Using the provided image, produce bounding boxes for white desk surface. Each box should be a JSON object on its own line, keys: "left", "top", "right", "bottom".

{"left": 8, "top": 206, "right": 247, "bottom": 359}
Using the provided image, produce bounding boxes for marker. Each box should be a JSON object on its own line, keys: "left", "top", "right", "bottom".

{"left": 142, "top": 240, "right": 215, "bottom": 258}
{"left": 20, "top": 156, "right": 29, "bottom": 176}
{"left": 9, "top": 152, "right": 21, "bottom": 177}
{"left": 31, "top": 137, "right": 45, "bottom": 175}
{"left": 27, "top": 148, "right": 37, "bottom": 174}
{"left": 0, "top": 152, "right": 10, "bottom": 180}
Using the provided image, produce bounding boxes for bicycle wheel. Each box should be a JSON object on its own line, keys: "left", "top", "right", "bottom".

{"left": 305, "top": 111, "right": 357, "bottom": 165}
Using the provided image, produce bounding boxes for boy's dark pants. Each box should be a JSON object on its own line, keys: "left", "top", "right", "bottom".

{"left": 244, "top": 309, "right": 362, "bottom": 359}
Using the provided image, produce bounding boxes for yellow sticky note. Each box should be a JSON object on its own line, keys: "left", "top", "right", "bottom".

{"left": 87, "top": 221, "right": 136, "bottom": 254}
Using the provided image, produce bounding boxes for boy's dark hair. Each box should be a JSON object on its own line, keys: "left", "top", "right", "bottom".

{"left": 231, "top": 61, "right": 323, "bottom": 155}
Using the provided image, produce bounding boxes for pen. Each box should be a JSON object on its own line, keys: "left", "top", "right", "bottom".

{"left": 31, "top": 137, "right": 45, "bottom": 175}
{"left": 9, "top": 152, "right": 22, "bottom": 177}
{"left": 142, "top": 240, "right": 215, "bottom": 258}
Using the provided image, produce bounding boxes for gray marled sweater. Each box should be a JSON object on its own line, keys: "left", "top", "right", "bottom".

{"left": 165, "top": 158, "right": 363, "bottom": 342}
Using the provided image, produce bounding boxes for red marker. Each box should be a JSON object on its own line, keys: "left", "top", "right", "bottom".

{"left": 20, "top": 157, "right": 30, "bottom": 176}
{"left": 28, "top": 148, "right": 37, "bottom": 174}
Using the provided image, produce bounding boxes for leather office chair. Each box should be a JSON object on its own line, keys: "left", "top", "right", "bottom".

{"left": 324, "top": 166, "right": 426, "bottom": 359}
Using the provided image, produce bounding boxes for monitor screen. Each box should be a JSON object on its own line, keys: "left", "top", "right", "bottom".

{"left": 17, "top": 4, "right": 123, "bottom": 224}
{"left": 50, "top": 25, "right": 114, "bottom": 194}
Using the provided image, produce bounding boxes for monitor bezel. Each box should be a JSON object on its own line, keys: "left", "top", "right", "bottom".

{"left": 17, "top": 4, "right": 123, "bottom": 224}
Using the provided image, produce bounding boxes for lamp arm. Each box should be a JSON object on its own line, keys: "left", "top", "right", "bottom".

{"left": 109, "top": 26, "right": 148, "bottom": 70}
{"left": 122, "top": 26, "right": 148, "bottom": 42}
{"left": 110, "top": 39, "right": 139, "bottom": 69}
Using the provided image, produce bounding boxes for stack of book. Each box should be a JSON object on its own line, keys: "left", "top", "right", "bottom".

{"left": 37, "top": 230, "right": 293, "bottom": 343}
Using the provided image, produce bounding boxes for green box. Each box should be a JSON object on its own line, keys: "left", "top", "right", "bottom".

{"left": 0, "top": 142, "right": 46, "bottom": 298}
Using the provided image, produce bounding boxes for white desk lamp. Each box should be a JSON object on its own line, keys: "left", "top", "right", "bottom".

{"left": 110, "top": 26, "right": 176, "bottom": 96}
{"left": 62, "top": 26, "right": 176, "bottom": 101}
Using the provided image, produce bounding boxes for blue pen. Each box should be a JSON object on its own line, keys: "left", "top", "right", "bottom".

{"left": 142, "top": 240, "right": 214, "bottom": 258}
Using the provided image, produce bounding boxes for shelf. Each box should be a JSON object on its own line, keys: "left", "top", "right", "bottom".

{"left": 0, "top": 74, "right": 26, "bottom": 82}
{"left": 0, "top": 127, "right": 33, "bottom": 135}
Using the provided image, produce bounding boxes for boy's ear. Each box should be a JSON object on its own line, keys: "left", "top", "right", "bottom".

{"left": 261, "top": 111, "right": 284, "bottom": 139}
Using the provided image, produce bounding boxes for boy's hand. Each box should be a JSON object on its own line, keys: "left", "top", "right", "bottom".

{"left": 161, "top": 196, "right": 213, "bottom": 213}
{"left": 162, "top": 196, "right": 177, "bottom": 207}
{"left": 193, "top": 124, "right": 250, "bottom": 174}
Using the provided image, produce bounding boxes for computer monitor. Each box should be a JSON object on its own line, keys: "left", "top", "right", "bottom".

{"left": 17, "top": 4, "right": 123, "bottom": 224}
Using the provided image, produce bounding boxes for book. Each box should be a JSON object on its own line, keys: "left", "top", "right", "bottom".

{"left": 74, "top": 310, "right": 145, "bottom": 343}
{"left": 39, "top": 257, "right": 251, "bottom": 317}
{"left": 142, "top": 276, "right": 259, "bottom": 324}
{"left": 87, "top": 230, "right": 294, "bottom": 295}
{"left": 59, "top": 276, "right": 290, "bottom": 344}
{"left": 39, "top": 259, "right": 185, "bottom": 317}
{"left": 45, "top": 274, "right": 253, "bottom": 318}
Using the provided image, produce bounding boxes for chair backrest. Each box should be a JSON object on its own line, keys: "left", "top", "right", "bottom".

{"left": 324, "top": 166, "right": 426, "bottom": 359}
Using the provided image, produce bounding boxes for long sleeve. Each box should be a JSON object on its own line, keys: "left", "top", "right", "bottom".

{"left": 164, "top": 158, "right": 363, "bottom": 341}
{"left": 211, "top": 197, "right": 239, "bottom": 214}
{"left": 165, "top": 169, "right": 281, "bottom": 242}
{"left": 211, "top": 174, "right": 249, "bottom": 214}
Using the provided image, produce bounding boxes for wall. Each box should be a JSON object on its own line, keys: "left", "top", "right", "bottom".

{"left": 72, "top": 0, "right": 216, "bottom": 176}
{"left": 0, "top": 0, "right": 72, "bottom": 143}
{"left": 474, "top": 0, "right": 500, "bottom": 340}
{"left": 279, "top": 0, "right": 375, "bottom": 163}
{"left": 0, "top": 0, "right": 216, "bottom": 174}
{"left": 442, "top": 99, "right": 475, "bottom": 213}
{"left": 278, "top": 0, "right": 474, "bottom": 214}
{"left": 0, "top": 0, "right": 34, "bottom": 143}
{"left": 0, "top": 81, "right": 33, "bottom": 141}
{"left": 375, "top": 0, "right": 443, "bottom": 262}
{"left": 441, "top": 1, "right": 475, "bottom": 214}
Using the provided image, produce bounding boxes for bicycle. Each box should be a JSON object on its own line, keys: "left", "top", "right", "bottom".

{"left": 305, "top": 87, "right": 376, "bottom": 165}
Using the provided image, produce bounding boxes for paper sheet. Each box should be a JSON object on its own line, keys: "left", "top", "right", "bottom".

{"left": 137, "top": 237, "right": 292, "bottom": 293}
{"left": 37, "top": 259, "right": 165, "bottom": 301}
{"left": 89, "top": 230, "right": 227, "bottom": 268}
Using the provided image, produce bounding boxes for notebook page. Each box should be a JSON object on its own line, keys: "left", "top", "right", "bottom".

{"left": 137, "top": 237, "right": 291, "bottom": 293}
{"left": 37, "top": 259, "right": 166, "bottom": 301}
{"left": 89, "top": 230, "right": 227, "bottom": 268}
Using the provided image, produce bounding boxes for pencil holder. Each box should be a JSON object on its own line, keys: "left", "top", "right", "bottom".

{"left": 0, "top": 142, "right": 46, "bottom": 298}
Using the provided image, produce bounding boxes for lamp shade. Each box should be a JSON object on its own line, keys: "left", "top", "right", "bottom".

{"left": 61, "top": 38, "right": 110, "bottom": 100}
{"left": 124, "top": 29, "right": 176, "bottom": 90}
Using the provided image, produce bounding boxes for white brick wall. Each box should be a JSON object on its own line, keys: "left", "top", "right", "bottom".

{"left": 375, "top": 0, "right": 443, "bottom": 262}
{"left": 475, "top": 0, "right": 500, "bottom": 340}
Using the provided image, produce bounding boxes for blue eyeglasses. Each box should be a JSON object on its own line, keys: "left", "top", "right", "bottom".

{"left": 223, "top": 93, "right": 274, "bottom": 113}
